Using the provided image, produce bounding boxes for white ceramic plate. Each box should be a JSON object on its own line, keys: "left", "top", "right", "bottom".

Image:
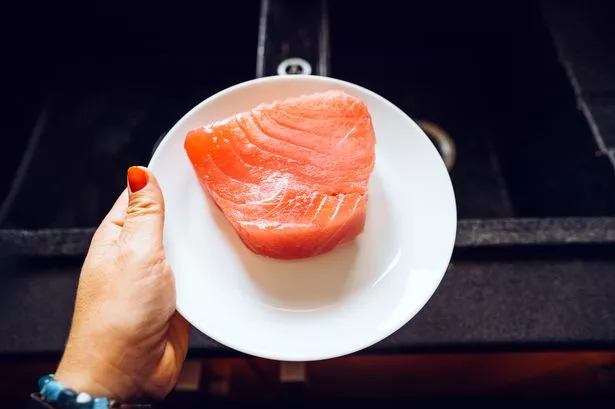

{"left": 149, "top": 75, "right": 457, "bottom": 361}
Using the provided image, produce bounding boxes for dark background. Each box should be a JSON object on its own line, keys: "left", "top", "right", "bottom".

{"left": 3, "top": 0, "right": 615, "bottom": 407}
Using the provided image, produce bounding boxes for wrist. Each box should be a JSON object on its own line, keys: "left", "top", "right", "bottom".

{"left": 54, "top": 368, "right": 113, "bottom": 400}
{"left": 55, "top": 355, "right": 137, "bottom": 402}
{"left": 37, "top": 374, "right": 112, "bottom": 408}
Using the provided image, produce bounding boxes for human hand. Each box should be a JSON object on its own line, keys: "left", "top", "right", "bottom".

{"left": 55, "top": 166, "right": 190, "bottom": 402}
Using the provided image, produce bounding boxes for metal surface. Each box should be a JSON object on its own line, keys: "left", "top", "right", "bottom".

{"left": 417, "top": 120, "right": 456, "bottom": 171}
{"left": 277, "top": 57, "right": 312, "bottom": 75}
{"left": 256, "top": 0, "right": 329, "bottom": 77}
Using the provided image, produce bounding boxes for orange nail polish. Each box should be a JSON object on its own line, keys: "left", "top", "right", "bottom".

{"left": 127, "top": 166, "right": 148, "bottom": 193}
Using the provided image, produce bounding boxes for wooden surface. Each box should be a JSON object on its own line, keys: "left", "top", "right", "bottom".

{"left": 198, "top": 352, "right": 615, "bottom": 402}
{"left": 5, "top": 352, "right": 615, "bottom": 407}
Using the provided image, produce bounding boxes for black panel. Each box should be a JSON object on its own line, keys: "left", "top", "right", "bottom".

{"left": 1, "top": 1, "right": 260, "bottom": 229}
{"left": 329, "top": 0, "right": 615, "bottom": 218}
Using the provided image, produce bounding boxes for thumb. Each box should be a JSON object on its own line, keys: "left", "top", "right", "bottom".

{"left": 121, "top": 166, "right": 165, "bottom": 248}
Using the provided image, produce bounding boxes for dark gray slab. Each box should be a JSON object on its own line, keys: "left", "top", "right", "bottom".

{"left": 455, "top": 218, "right": 615, "bottom": 247}
{"left": 2, "top": 257, "right": 615, "bottom": 359}
{"left": 3, "top": 218, "right": 615, "bottom": 259}
{"left": 373, "top": 259, "right": 615, "bottom": 352}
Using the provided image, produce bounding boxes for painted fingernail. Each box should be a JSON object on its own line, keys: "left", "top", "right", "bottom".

{"left": 127, "top": 166, "right": 148, "bottom": 193}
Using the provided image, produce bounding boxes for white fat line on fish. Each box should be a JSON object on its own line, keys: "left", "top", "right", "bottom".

{"left": 314, "top": 205, "right": 352, "bottom": 255}
{"left": 311, "top": 196, "right": 328, "bottom": 222}
{"left": 336, "top": 124, "right": 357, "bottom": 148}
{"left": 236, "top": 220, "right": 280, "bottom": 229}
{"left": 237, "top": 220, "right": 314, "bottom": 230}
{"left": 280, "top": 222, "right": 313, "bottom": 228}
{"left": 349, "top": 194, "right": 363, "bottom": 216}
{"left": 270, "top": 194, "right": 301, "bottom": 218}
{"left": 261, "top": 179, "right": 289, "bottom": 216}
{"left": 303, "top": 191, "right": 318, "bottom": 216}
{"left": 286, "top": 192, "right": 307, "bottom": 214}
{"left": 329, "top": 194, "right": 345, "bottom": 221}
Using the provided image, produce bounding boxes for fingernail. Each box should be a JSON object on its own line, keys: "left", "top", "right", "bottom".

{"left": 127, "top": 166, "right": 149, "bottom": 193}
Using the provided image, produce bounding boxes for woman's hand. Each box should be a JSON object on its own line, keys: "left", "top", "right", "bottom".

{"left": 55, "top": 166, "right": 190, "bottom": 402}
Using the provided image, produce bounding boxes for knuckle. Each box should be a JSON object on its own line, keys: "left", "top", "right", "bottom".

{"left": 127, "top": 196, "right": 163, "bottom": 218}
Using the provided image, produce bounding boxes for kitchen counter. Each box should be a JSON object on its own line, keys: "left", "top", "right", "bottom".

{"left": 2, "top": 256, "right": 615, "bottom": 359}
{"left": 1, "top": 219, "right": 615, "bottom": 360}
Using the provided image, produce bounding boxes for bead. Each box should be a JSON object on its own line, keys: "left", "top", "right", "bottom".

{"left": 37, "top": 374, "right": 54, "bottom": 391}
{"left": 41, "top": 379, "right": 64, "bottom": 402}
{"left": 93, "top": 397, "right": 110, "bottom": 409}
{"left": 75, "top": 392, "right": 93, "bottom": 408}
{"left": 36, "top": 373, "right": 110, "bottom": 408}
{"left": 57, "top": 388, "right": 78, "bottom": 407}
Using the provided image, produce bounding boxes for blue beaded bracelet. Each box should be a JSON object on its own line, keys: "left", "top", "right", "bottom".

{"left": 38, "top": 374, "right": 111, "bottom": 409}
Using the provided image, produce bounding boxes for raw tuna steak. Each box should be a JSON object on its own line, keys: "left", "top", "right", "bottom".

{"left": 184, "top": 90, "right": 376, "bottom": 259}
